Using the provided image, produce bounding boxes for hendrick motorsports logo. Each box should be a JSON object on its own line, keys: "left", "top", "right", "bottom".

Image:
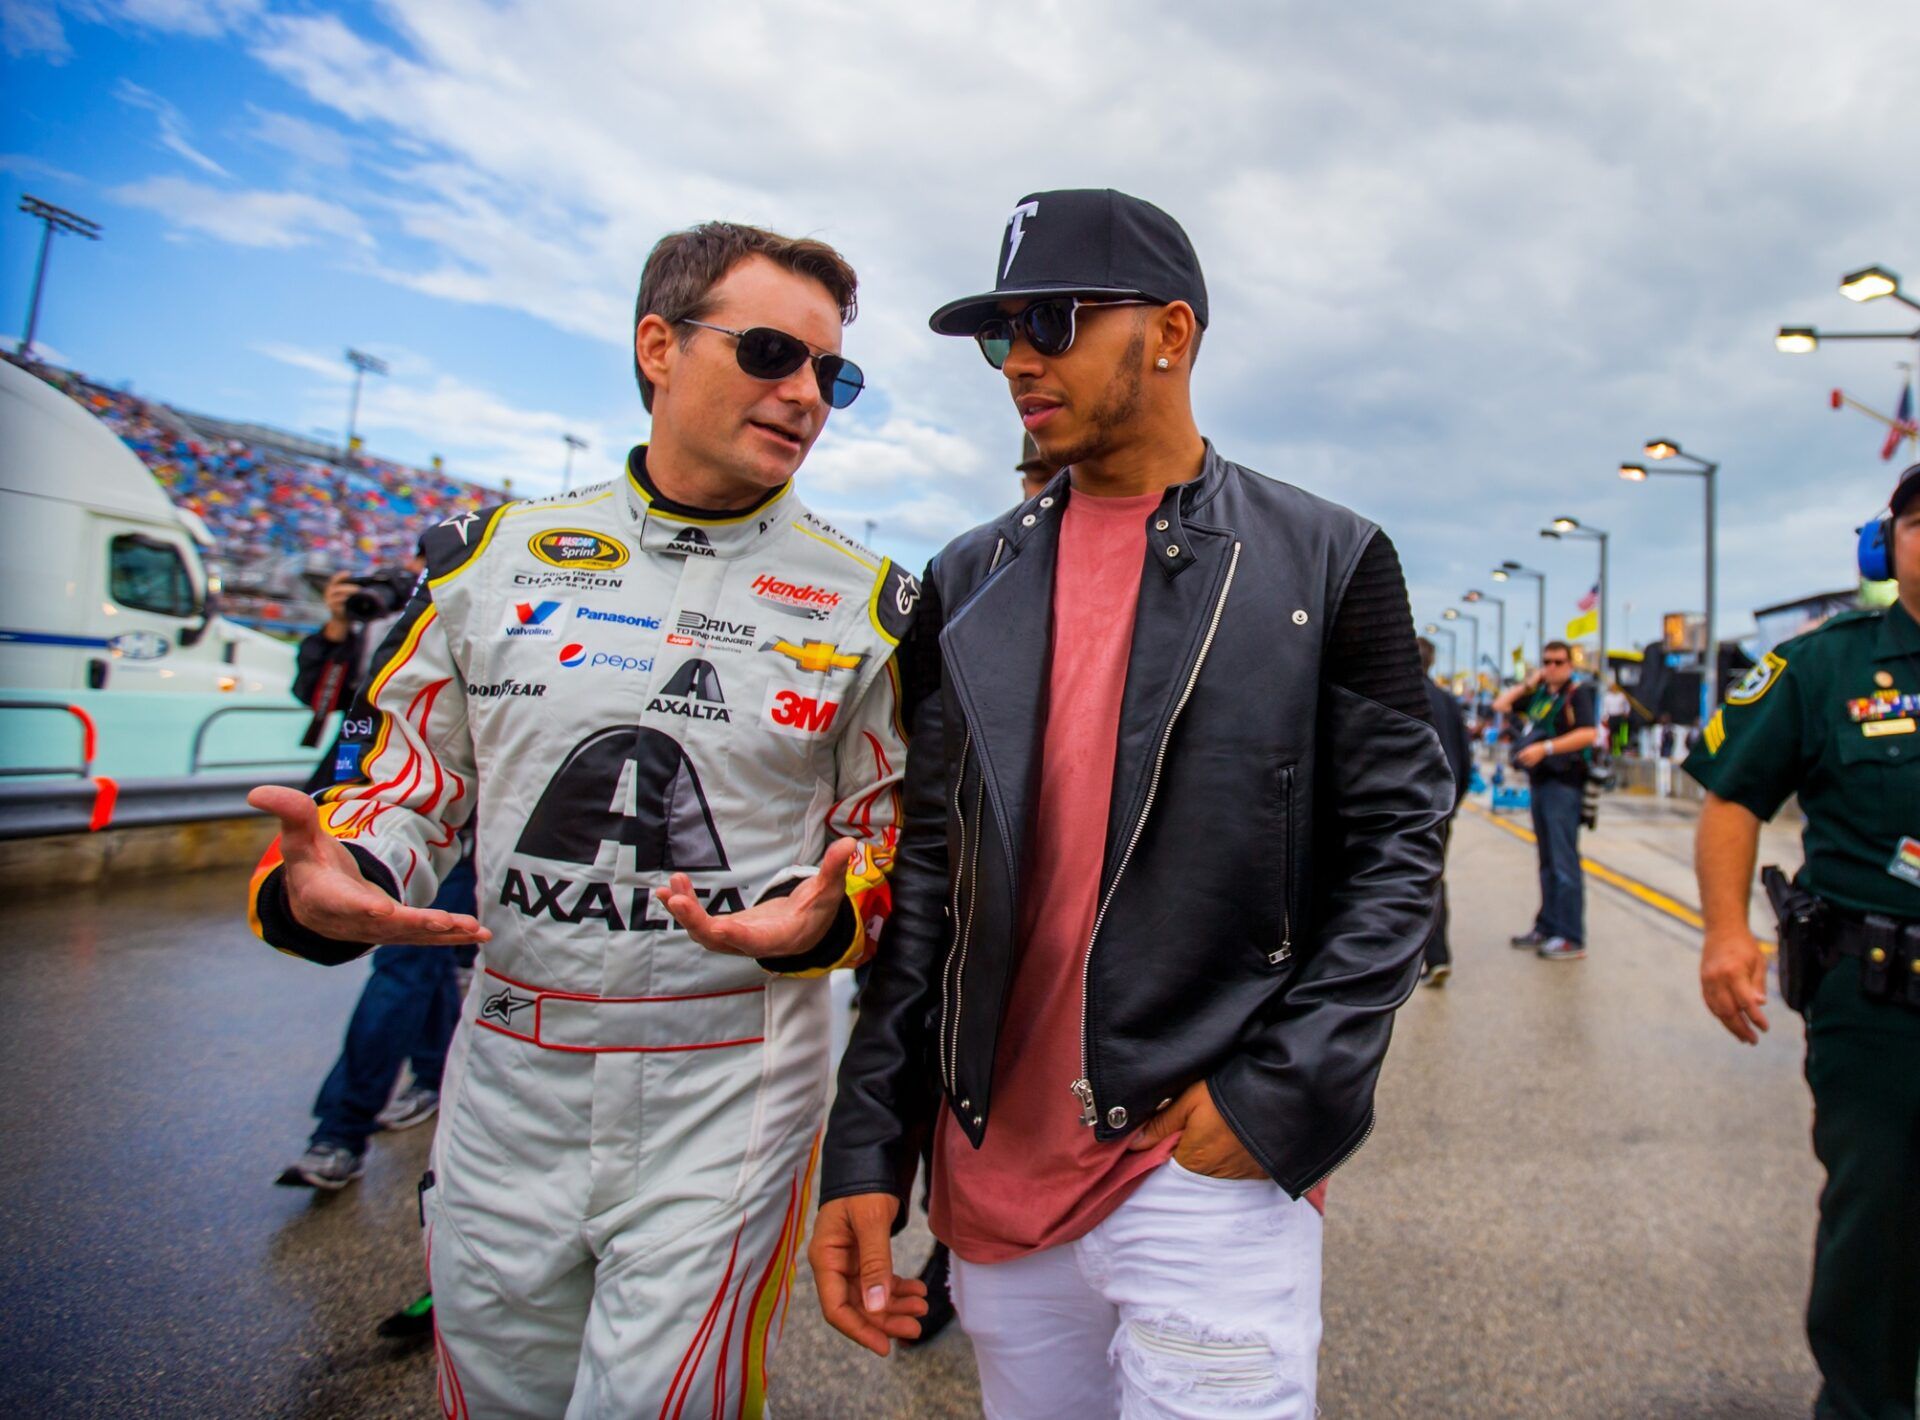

{"left": 750, "top": 573, "right": 840, "bottom": 620}
{"left": 529, "top": 529, "right": 630, "bottom": 571}
{"left": 665, "top": 610, "right": 757, "bottom": 652}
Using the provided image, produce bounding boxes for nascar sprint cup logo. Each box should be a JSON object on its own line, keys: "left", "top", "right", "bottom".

{"left": 529, "top": 529, "right": 631, "bottom": 571}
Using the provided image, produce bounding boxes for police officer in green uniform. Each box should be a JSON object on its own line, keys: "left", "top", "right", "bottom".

{"left": 1687, "top": 461, "right": 1920, "bottom": 1420}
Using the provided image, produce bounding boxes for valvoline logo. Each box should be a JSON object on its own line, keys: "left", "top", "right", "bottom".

{"left": 558, "top": 643, "right": 587, "bottom": 667}
{"left": 517, "top": 601, "right": 561, "bottom": 626}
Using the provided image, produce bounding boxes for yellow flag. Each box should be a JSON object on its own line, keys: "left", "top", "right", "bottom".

{"left": 1566, "top": 609, "right": 1599, "bottom": 640}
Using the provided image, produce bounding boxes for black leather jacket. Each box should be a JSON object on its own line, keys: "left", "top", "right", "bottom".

{"left": 822, "top": 446, "right": 1452, "bottom": 1206}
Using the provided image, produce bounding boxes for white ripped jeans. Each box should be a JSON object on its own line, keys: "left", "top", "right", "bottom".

{"left": 948, "top": 1158, "right": 1323, "bottom": 1419}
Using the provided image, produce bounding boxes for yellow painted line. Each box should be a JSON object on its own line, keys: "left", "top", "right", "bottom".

{"left": 1466, "top": 801, "right": 1706, "bottom": 930}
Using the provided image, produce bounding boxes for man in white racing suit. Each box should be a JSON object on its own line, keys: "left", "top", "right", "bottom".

{"left": 247, "top": 224, "right": 926, "bottom": 1416}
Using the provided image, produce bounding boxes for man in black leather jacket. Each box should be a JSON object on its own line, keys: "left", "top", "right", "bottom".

{"left": 809, "top": 190, "right": 1451, "bottom": 1415}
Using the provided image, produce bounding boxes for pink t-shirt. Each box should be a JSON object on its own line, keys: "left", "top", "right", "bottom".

{"left": 930, "top": 489, "right": 1176, "bottom": 1264}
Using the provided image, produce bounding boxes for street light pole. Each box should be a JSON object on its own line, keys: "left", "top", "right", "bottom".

{"left": 1465, "top": 590, "right": 1507, "bottom": 686}
{"left": 1495, "top": 562, "right": 1547, "bottom": 669}
{"left": 1624, "top": 440, "right": 1721, "bottom": 715}
{"left": 561, "top": 433, "right": 588, "bottom": 492}
{"left": 1444, "top": 607, "right": 1480, "bottom": 691}
{"left": 343, "top": 348, "right": 389, "bottom": 462}
{"left": 1543, "top": 520, "right": 1611, "bottom": 682}
{"left": 16, "top": 195, "right": 101, "bottom": 358}
{"left": 1777, "top": 263, "right": 1920, "bottom": 463}
{"left": 1423, "top": 622, "right": 1457, "bottom": 683}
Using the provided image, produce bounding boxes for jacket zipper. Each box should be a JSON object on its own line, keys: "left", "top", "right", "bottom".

{"left": 938, "top": 537, "right": 1003, "bottom": 1097}
{"left": 1072, "top": 541, "right": 1243, "bottom": 1127}
{"left": 1304, "top": 1109, "right": 1375, "bottom": 1193}
{"left": 1273, "top": 765, "right": 1294, "bottom": 966}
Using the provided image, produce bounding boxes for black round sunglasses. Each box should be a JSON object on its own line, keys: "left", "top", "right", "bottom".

{"left": 678, "top": 319, "right": 864, "bottom": 409}
{"left": 974, "top": 296, "right": 1155, "bottom": 369}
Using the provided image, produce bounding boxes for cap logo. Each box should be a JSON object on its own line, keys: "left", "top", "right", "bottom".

{"left": 1003, "top": 200, "right": 1040, "bottom": 278}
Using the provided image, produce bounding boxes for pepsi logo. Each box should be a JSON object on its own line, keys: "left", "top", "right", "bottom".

{"left": 558, "top": 643, "right": 587, "bottom": 667}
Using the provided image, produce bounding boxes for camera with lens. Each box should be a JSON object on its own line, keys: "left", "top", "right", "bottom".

{"left": 344, "top": 569, "right": 418, "bottom": 621}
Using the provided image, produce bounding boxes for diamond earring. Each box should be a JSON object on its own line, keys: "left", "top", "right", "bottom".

{"left": 1155, "top": 357, "right": 1170, "bottom": 370}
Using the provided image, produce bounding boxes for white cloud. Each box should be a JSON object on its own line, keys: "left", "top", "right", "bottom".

{"left": 244, "top": 105, "right": 354, "bottom": 169}
{"left": 89, "top": 0, "right": 257, "bottom": 38}
{"left": 1, "top": 0, "right": 66, "bottom": 59}
{"left": 114, "top": 78, "right": 229, "bottom": 177}
{"left": 110, "top": 175, "right": 370, "bottom": 249}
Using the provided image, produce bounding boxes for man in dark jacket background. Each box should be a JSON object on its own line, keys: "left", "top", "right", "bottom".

{"left": 807, "top": 189, "right": 1450, "bottom": 1418}
{"left": 1420, "top": 636, "right": 1473, "bottom": 986}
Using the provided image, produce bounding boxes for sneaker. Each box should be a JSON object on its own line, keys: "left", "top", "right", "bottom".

{"left": 276, "top": 1143, "right": 365, "bottom": 1190}
{"left": 1423, "top": 962, "right": 1452, "bottom": 988}
{"left": 376, "top": 1292, "right": 435, "bottom": 1341}
{"left": 375, "top": 1085, "right": 441, "bottom": 1132}
{"left": 902, "top": 1242, "right": 955, "bottom": 1348}
{"left": 1510, "top": 929, "right": 1548, "bottom": 949}
{"left": 1536, "top": 937, "right": 1586, "bottom": 961}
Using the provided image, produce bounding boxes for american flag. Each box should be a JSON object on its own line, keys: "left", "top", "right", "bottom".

{"left": 1882, "top": 382, "right": 1916, "bottom": 462}
{"left": 1576, "top": 583, "right": 1599, "bottom": 613}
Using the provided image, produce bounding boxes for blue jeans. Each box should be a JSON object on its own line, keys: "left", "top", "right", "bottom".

{"left": 1528, "top": 776, "right": 1585, "bottom": 945}
{"left": 310, "top": 857, "right": 476, "bottom": 1155}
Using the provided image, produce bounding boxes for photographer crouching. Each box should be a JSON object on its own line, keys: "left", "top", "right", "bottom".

{"left": 277, "top": 547, "right": 477, "bottom": 1192}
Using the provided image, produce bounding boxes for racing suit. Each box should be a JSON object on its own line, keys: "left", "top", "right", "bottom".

{"left": 249, "top": 448, "right": 914, "bottom": 1418}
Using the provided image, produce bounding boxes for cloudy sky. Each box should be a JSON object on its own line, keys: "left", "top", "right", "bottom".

{"left": 4, "top": 0, "right": 1916, "bottom": 657}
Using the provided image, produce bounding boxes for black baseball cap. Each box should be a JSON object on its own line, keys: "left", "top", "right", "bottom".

{"left": 1892, "top": 461, "right": 1920, "bottom": 517}
{"left": 929, "top": 189, "right": 1208, "bottom": 336}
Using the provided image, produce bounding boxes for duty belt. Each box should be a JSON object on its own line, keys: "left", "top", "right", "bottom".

{"left": 1820, "top": 908, "right": 1920, "bottom": 1005}
{"left": 471, "top": 967, "right": 767, "bottom": 1053}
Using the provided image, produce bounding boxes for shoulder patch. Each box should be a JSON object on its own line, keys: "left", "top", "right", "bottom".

{"left": 869, "top": 558, "right": 922, "bottom": 646}
{"left": 1726, "top": 651, "right": 1787, "bottom": 706}
{"left": 423, "top": 503, "right": 509, "bottom": 585}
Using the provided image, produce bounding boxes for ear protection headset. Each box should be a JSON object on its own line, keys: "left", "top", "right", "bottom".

{"left": 1860, "top": 461, "right": 1920, "bottom": 582}
{"left": 1858, "top": 512, "right": 1892, "bottom": 582}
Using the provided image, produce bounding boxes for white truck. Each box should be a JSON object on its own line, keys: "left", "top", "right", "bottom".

{"left": 0, "top": 359, "right": 318, "bottom": 790}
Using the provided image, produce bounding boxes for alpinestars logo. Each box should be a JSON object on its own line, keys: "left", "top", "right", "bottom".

{"left": 480, "top": 988, "right": 535, "bottom": 1025}
{"left": 751, "top": 574, "right": 841, "bottom": 621}
{"left": 668, "top": 527, "right": 715, "bottom": 557}
{"left": 648, "top": 659, "right": 730, "bottom": 722}
{"left": 515, "top": 725, "right": 729, "bottom": 870}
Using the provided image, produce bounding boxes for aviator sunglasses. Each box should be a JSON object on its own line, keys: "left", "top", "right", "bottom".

{"left": 974, "top": 296, "right": 1156, "bottom": 369}
{"left": 677, "top": 320, "right": 865, "bottom": 409}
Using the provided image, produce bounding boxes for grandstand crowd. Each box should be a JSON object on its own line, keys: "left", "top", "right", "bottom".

{"left": 3, "top": 350, "right": 500, "bottom": 632}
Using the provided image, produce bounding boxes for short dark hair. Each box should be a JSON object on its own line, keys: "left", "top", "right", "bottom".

{"left": 632, "top": 222, "right": 858, "bottom": 412}
{"left": 1542, "top": 640, "right": 1572, "bottom": 659}
{"left": 1416, "top": 636, "right": 1435, "bottom": 671}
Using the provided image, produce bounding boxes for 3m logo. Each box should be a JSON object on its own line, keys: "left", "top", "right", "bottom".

{"left": 529, "top": 529, "right": 630, "bottom": 571}
{"left": 763, "top": 685, "right": 840, "bottom": 739}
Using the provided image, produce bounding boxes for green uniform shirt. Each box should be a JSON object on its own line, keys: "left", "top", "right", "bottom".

{"left": 1684, "top": 601, "right": 1920, "bottom": 918}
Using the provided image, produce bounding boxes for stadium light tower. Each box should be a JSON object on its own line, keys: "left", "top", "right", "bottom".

{"left": 561, "top": 432, "right": 588, "bottom": 491}
{"left": 16, "top": 195, "right": 101, "bottom": 359}
{"left": 342, "top": 349, "right": 389, "bottom": 462}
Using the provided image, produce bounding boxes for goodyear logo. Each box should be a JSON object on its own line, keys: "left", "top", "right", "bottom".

{"left": 529, "top": 529, "right": 630, "bottom": 571}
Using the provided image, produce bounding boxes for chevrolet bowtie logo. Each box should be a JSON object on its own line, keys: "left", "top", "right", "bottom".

{"left": 761, "top": 638, "right": 865, "bottom": 675}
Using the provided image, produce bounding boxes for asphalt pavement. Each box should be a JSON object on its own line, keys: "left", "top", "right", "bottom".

{"left": 0, "top": 786, "right": 1827, "bottom": 1418}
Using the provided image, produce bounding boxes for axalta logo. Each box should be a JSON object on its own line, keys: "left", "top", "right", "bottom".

{"left": 500, "top": 869, "right": 743, "bottom": 932}
{"left": 576, "top": 606, "right": 661, "bottom": 629}
{"left": 667, "top": 527, "right": 715, "bottom": 557}
{"left": 467, "top": 679, "right": 548, "bottom": 698}
{"left": 751, "top": 574, "right": 841, "bottom": 618}
{"left": 763, "top": 684, "right": 840, "bottom": 739}
{"left": 648, "top": 658, "right": 730, "bottom": 722}
{"left": 665, "top": 610, "right": 758, "bottom": 652}
{"left": 529, "top": 529, "right": 630, "bottom": 571}
{"left": 761, "top": 638, "right": 865, "bottom": 675}
{"left": 503, "top": 599, "right": 571, "bottom": 637}
{"left": 558, "top": 644, "right": 652, "bottom": 673}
